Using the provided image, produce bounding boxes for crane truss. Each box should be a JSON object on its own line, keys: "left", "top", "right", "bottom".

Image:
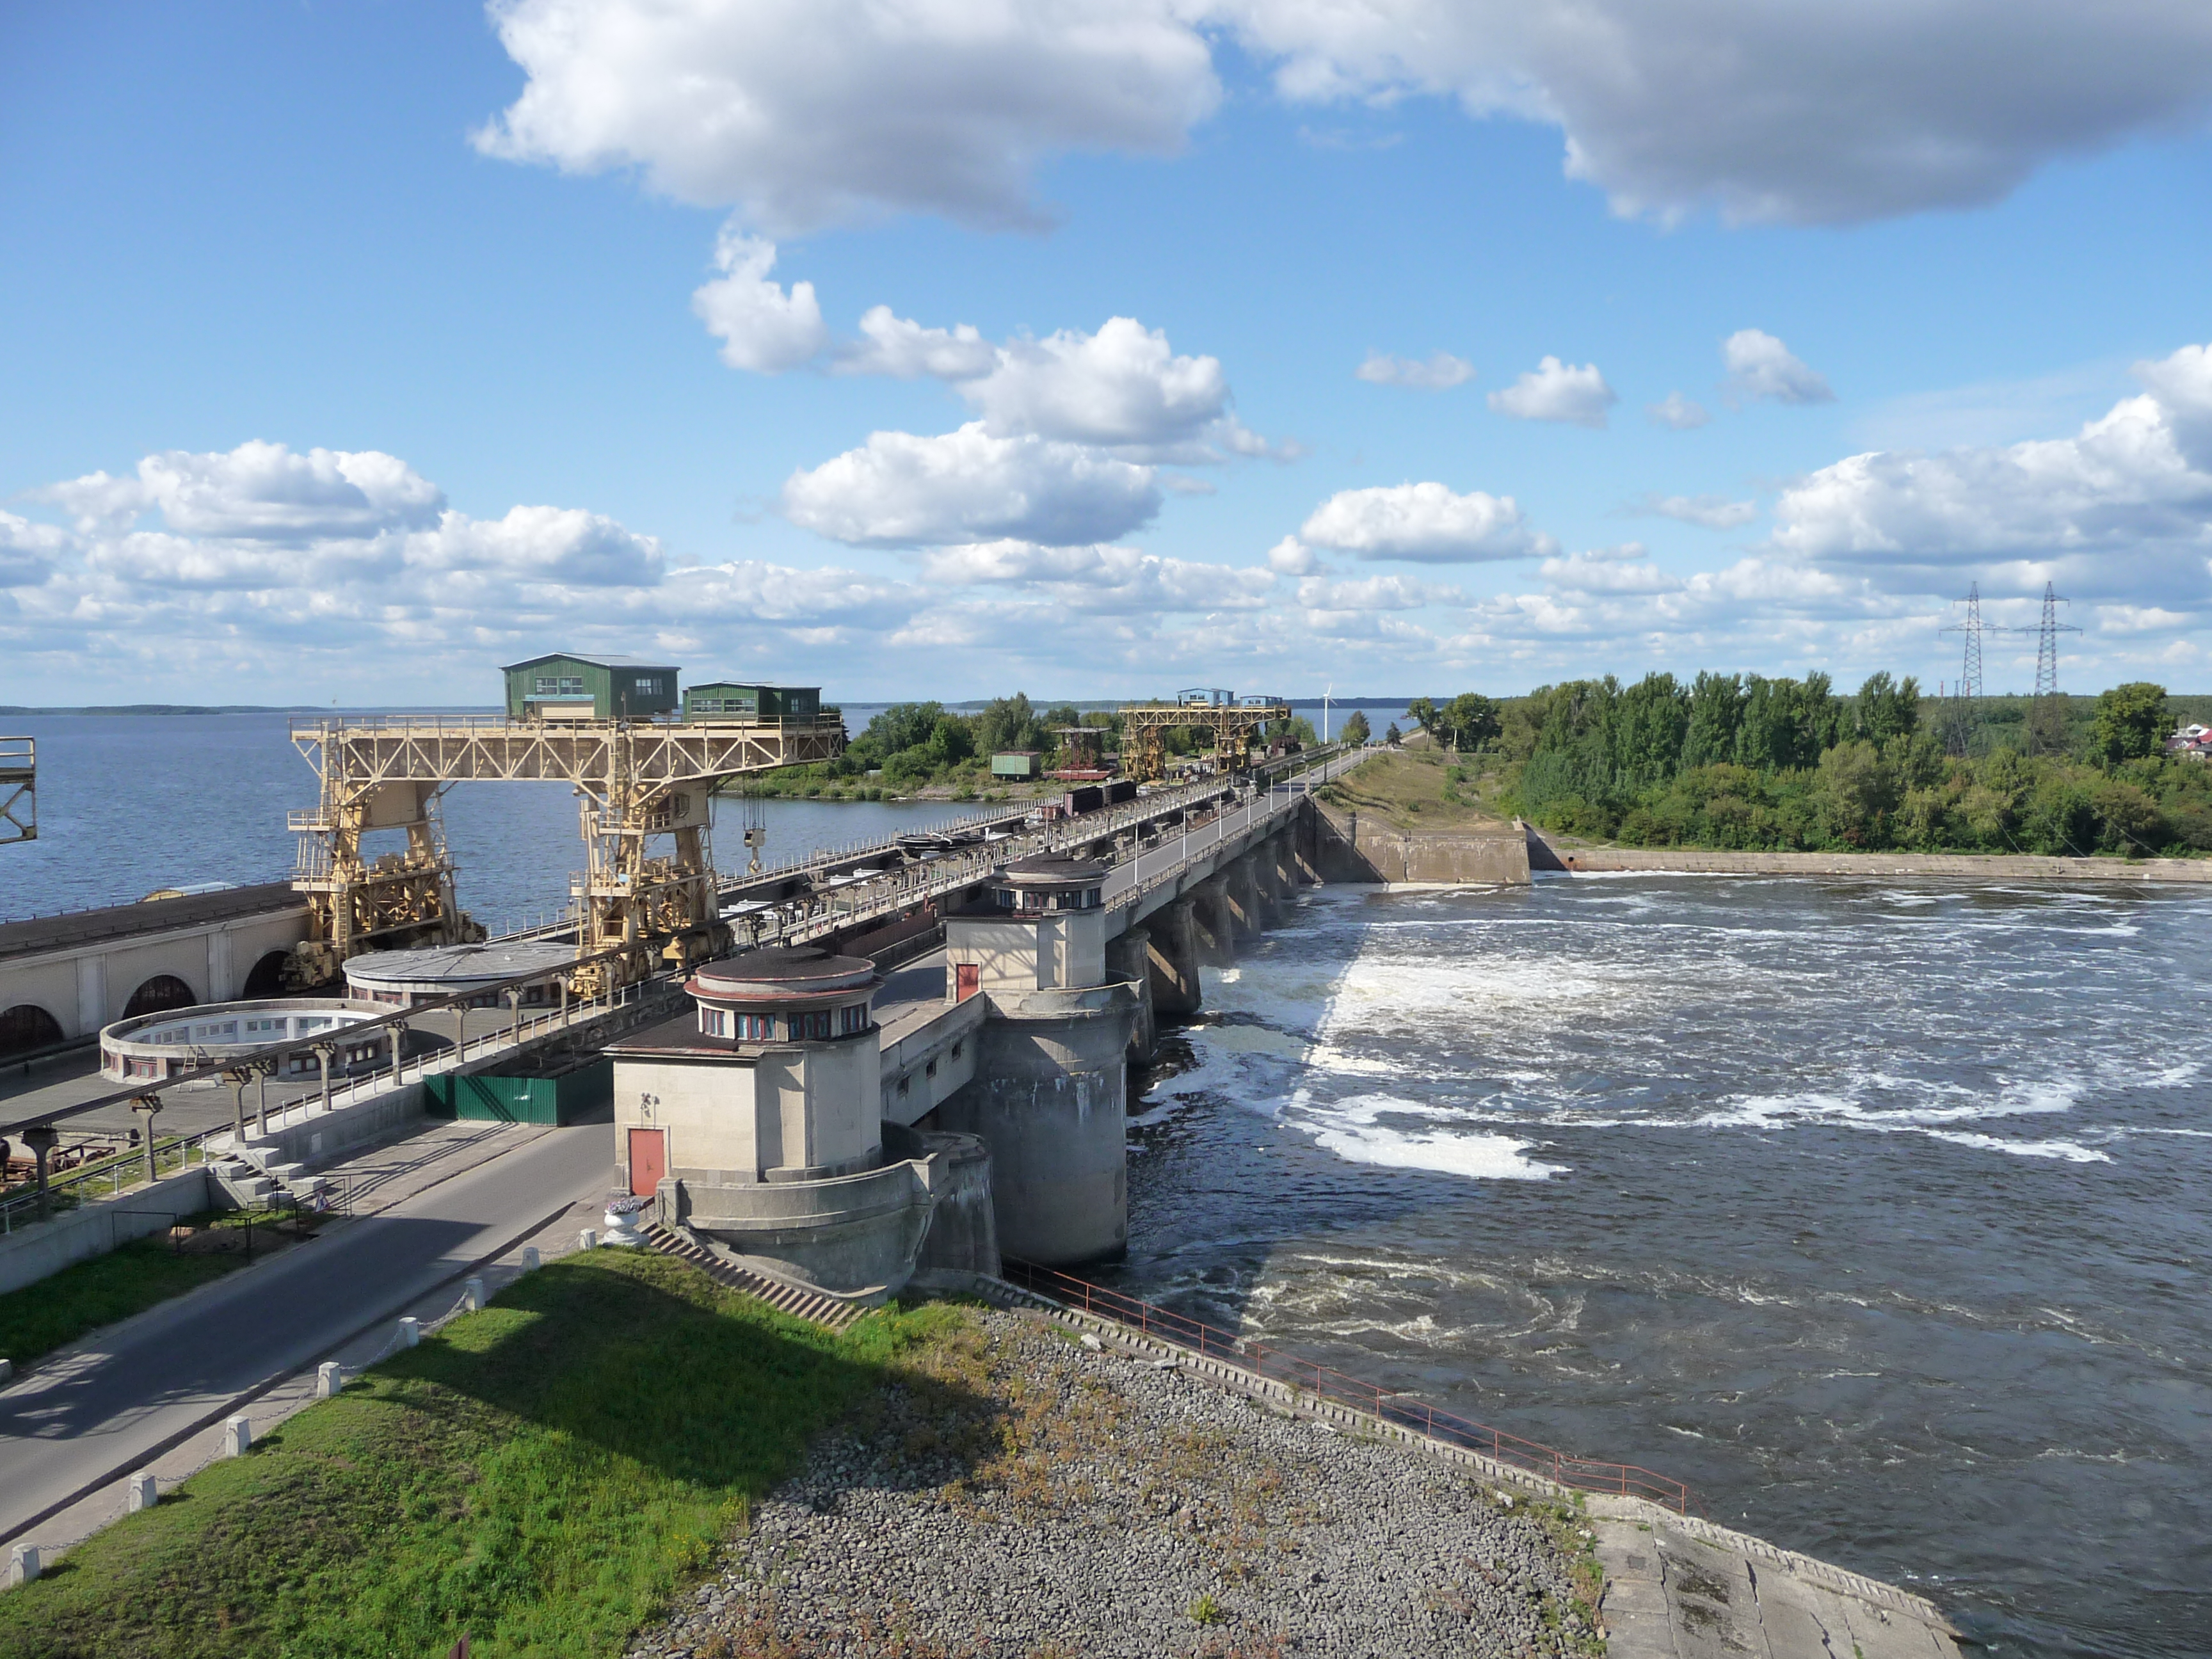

{"left": 0, "top": 737, "right": 32, "bottom": 846}
{"left": 1117, "top": 693, "right": 1291, "bottom": 783}
{"left": 287, "top": 716, "right": 846, "bottom": 990}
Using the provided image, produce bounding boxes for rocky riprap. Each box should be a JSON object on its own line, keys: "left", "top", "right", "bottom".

{"left": 627, "top": 1307, "right": 1603, "bottom": 1658}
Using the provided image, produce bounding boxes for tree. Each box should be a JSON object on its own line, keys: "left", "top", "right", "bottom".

{"left": 1384, "top": 722, "right": 1402, "bottom": 746}
{"left": 1340, "top": 710, "right": 1371, "bottom": 746}
{"left": 974, "top": 693, "right": 1043, "bottom": 755}
{"left": 2093, "top": 682, "right": 2169, "bottom": 762}
{"left": 1855, "top": 672, "right": 1921, "bottom": 744}
{"left": 1405, "top": 697, "right": 1440, "bottom": 741}
{"left": 1441, "top": 693, "right": 1502, "bottom": 751}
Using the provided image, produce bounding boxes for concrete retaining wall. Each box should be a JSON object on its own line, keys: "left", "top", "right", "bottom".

{"left": 0, "top": 1166, "right": 214, "bottom": 1297}
{"left": 1525, "top": 824, "right": 2212, "bottom": 883}
{"left": 1311, "top": 801, "right": 1530, "bottom": 885}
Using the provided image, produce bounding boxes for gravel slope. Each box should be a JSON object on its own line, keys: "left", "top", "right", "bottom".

{"left": 627, "top": 1306, "right": 1603, "bottom": 1658}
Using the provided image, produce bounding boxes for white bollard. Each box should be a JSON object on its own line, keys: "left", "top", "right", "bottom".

{"left": 579, "top": 1228, "right": 598, "bottom": 1251}
{"left": 223, "top": 1415, "right": 252, "bottom": 1457}
{"left": 127, "top": 1471, "right": 159, "bottom": 1512}
{"left": 316, "top": 1361, "right": 343, "bottom": 1399}
{"left": 8, "top": 1544, "right": 38, "bottom": 1587}
{"left": 462, "top": 1276, "right": 485, "bottom": 1313}
{"left": 521, "top": 1246, "right": 541, "bottom": 1272}
{"left": 397, "top": 1315, "right": 420, "bottom": 1349}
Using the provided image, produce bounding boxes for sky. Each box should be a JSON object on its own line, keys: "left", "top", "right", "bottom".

{"left": 3, "top": 1, "right": 2211, "bottom": 706}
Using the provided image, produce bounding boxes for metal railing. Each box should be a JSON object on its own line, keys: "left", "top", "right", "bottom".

{"left": 0, "top": 1125, "right": 227, "bottom": 1234}
{"left": 1002, "top": 1259, "right": 1693, "bottom": 1514}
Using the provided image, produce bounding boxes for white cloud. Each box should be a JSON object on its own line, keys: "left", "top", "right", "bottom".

{"left": 1218, "top": 0, "right": 2212, "bottom": 226}
{"left": 1723, "top": 329, "right": 1834, "bottom": 406}
{"left": 44, "top": 440, "right": 444, "bottom": 541}
{"left": 1294, "top": 573, "right": 1461, "bottom": 609}
{"left": 1356, "top": 351, "right": 1475, "bottom": 389}
{"left": 1770, "top": 342, "right": 2212, "bottom": 573}
{"left": 1538, "top": 543, "right": 1684, "bottom": 595}
{"left": 691, "top": 231, "right": 828, "bottom": 374}
{"left": 478, "top": 0, "right": 2212, "bottom": 236}
{"left": 955, "top": 317, "right": 1231, "bottom": 449}
{"left": 1297, "top": 481, "right": 1558, "bottom": 563}
{"left": 475, "top": 0, "right": 1219, "bottom": 235}
{"left": 413, "top": 506, "right": 666, "bottom": 588}
{"left": 1266, "top": 535, "right": 1320, "bottom": 576}
{"left": 1635, "top": 493, "right": 1758, "bottom": 530}
{"left": 1647, "top": 392, "right": 1711, "bottom": 431}
{"left": 1488, "top": 357, "right": 1617, "bottom": 428}
{"left": 781, "top": 422, "right": 1162, "bottom": 547}
{"left": 0, "top": 511, "right": 66, "bottom": 588}
{"left": 835, "top": 306, "right": 997, "bottom": 380}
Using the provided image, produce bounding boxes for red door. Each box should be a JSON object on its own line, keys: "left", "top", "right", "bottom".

{"left": 627, "top": 1128, "right": 668, "bottom": 1197}
{"left": 955, "top": 963, "right": 981, "bottom": 1002}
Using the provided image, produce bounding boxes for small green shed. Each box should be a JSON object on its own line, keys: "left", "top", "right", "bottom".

{"left": 991, "top": 751, "right": 1042, "bottom": 779}
{"left": 683, "top": 682, "right": 822, "bottom": 723}
{"left": 423, "top": 1059, "right": 611, "bottom": 1125}
{"left": 502, "top": 653, "right": 680, "bottom": 721}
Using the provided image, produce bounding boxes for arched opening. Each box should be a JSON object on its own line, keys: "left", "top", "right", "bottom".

{"left": 0, "top": 1004, "right": 65, "bottom": 1060}
{"left": 122, "top": 975, "right": 198, "bottom": 1020}
{"left": 242, "top": 950, "right": 291, "bottom": 999}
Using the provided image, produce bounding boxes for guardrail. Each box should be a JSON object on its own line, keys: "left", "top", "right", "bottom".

{"left": 0, "top": 1125, "right": 226, "bottom": 1235}
{"left": 1002, "top": 1258, "right": 1692, "bottom": 1514}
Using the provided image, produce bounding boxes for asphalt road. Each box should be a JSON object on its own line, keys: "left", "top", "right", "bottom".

{"left": 0, "top": 1122, "right": 614, "bottom": 1544}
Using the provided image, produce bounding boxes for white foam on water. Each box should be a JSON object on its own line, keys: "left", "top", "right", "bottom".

{"left": 1923, "top": 1132, "right": 2111, "bottom": 1162}
{"left": 1297, "top": 1091, "right": 1566, "bottom": 1181}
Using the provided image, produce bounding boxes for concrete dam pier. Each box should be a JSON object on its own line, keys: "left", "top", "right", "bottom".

{"left": 608, "top": 787, "right": 1353, "bottom": 1301}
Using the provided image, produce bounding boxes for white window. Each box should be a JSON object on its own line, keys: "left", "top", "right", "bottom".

{"left": 635, "top": 676, "right": 655, "bottom": 691}
{"left": 533, "top": 674, "right": 586, "bottom": 696}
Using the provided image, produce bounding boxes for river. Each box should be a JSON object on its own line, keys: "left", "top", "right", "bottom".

{"left": 5, "top": 714, "right": 2194, "bottom": 1654}
{"left": 1121, "top": 874, "right": 2211, "bottom": 1658}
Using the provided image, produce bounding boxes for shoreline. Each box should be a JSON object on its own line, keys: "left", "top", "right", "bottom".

{"left": 1523, "top": 826, "right": 2212, "bottom": 884}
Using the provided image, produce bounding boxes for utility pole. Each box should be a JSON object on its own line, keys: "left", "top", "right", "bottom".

{"left": 2024, "top": 582, "right": 2081, "bottom": 757}
{"left": 1937, "top": 582, "right": 1993, "bottom": 757}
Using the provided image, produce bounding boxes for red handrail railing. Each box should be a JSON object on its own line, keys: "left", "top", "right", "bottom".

{"left": 1002, "top": 1259, "right": 1694, "bottom": 1514}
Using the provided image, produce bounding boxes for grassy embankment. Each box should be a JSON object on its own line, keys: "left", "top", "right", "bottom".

{"left": 0, "top": 1251, "right": 967, "bottom": 1659}
{"left": 0, "top": 1210, "right": 314, "bottom": 1372}
{"left": 1317, "top": 744, "right": 1518, "bottom": 833}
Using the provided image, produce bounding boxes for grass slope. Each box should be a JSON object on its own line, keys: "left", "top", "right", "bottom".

{"left": 1318, "top": 746, "right": 1514, "bottom": 833}
{"left": 0, "top": 1238, "right": 248, "bottom": 1372}
{"left": 0, "top": 1253, "right": 963, "bottom": 1659}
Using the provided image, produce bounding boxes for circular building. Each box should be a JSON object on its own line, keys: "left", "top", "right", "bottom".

{"left": 992, "top": 855, "right": 1107, "bottom": 914}
{"left": 344, "top": 940, "right": 580, "bottom": 1011}
{"left": 685, "top": 946, "right": 879, "bottom": 1044}
{"left": 101, "top": 998, "right": 392, "bottom": 1086}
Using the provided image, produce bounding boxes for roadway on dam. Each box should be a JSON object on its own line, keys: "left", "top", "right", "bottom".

{"left": 0, "top": 1120, "right": 614, "bottom": 1548}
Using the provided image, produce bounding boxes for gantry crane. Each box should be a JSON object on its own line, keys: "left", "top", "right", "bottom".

{"left": 285, "top": 713, "right": 844, "bottom": 993}
{"left": 0, "top": 737, "right": 33, "bottom": 846}
{"left": 1116, "top": 689, "right": 1291, "bottom": 783}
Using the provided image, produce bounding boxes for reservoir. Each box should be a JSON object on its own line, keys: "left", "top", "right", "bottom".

{"left": 1123, "top": 875, "right": 2211, "bottom": 1659}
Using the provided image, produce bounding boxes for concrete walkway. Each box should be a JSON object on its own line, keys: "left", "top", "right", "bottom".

{"left": 1594, "top": 1514, "right": 1962, "bottom": 1659}
{"left": 0, "top": 1118, "right": 616, "bottom": 1548}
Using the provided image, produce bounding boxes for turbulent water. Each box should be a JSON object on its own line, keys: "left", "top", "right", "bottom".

{"left": 1120, "top": 875, "right": 2211, "bottom": 1659}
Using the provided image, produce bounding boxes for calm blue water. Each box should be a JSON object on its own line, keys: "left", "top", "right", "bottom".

{"left": 1123, "top": 876, "right": 2212, "bottom": 1659}
{"left": 0, "top": 711, "right": 983, "bottom": 927}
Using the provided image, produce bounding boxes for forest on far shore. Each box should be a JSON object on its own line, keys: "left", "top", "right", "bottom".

{"left": 1412, "top": 676, "right": 2212, "bottom": 858}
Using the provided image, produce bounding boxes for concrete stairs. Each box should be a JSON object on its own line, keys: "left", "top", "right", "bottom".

{"left": 212, "top": 1154, "right": 327, "bottom": 1214}
{"left": 641, "top": 1222, "right": 864, "bottom": 1331}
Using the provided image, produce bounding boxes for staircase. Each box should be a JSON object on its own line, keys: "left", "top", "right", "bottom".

{"left": 213, "top": 1151, "right": 326, "bottom": 1214}
{"left": 641, "top": 1222, "right": 865, "bottom": 1331}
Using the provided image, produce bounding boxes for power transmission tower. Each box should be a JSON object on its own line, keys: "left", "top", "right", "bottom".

{"left": 1937, "top": 582, "right": 1993, "bottom": 757}
{"left": 2024, "top": 581, "right": 2081, "bottom": 757}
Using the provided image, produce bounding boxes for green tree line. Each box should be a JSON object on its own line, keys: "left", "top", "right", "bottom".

{"left": 1412, "top": 673, "right": 2210, "bottom": 857}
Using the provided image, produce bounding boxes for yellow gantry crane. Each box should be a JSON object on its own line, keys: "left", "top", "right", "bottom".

{"left": 1116, "top": 689, "right": 1291, "bottom": 783}
{"left": 0, "top": 737, "right": 33, "bottom": 846}
{"left": 285, "top": 711, "right": 844, "bottom": 993}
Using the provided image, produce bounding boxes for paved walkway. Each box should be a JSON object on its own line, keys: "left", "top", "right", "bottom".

{"left": 0, "top": 1118, "right": 616, "bottom": 1548}
{"left": 1594, "top": 1514, "right": 1961, "bottom": 1658}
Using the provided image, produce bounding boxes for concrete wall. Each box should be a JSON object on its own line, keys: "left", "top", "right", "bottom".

{"left": 1310, "top": 801, "right": 1530, "bottom": 886}
{"left": 881, "top": 996, "right": 985, "bottom": 1126}
{"left": 616, "top": 1033, "right": 882, "bottom": 1188}
{"left": 943, "top": 910, "right": 1109, "bottom": 998}
{"left": 933, "top": 983, "right": 1139, "bottom": 1268}
{"left": 0, "top": 1166, "right": 215, "bottom": 1298}
{"left": 0, "top": 906, "right": 309, "bottom": 1046}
